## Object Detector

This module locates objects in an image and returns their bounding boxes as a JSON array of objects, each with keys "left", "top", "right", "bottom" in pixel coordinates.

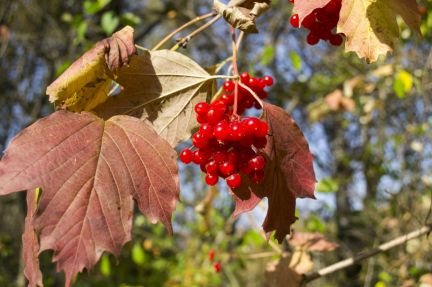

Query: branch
[{"left": 303, "top": 225, "right": 431, "bottom": 284}]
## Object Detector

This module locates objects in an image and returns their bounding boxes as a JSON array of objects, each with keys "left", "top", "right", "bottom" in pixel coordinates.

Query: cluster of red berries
[
  {"left": 208, "top": 249, "right": 221, "bottom": 273},
  {"left": 289, "top": 0, "right": 344, "bottom": 46},
  {"left": 179, "top": 72, "right": 274, "bottom": 189}
]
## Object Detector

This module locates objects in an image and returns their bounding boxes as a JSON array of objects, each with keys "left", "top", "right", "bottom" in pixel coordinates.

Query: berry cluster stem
[{"left": 230, "top": 25, "right": 240, "bottom": 119}]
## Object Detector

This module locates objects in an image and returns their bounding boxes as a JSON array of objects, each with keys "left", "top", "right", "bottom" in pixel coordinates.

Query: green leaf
[
  {"left": 120, "top": 12, "right": 141, "bottom": 26},
  {"left": 84, "top": 0, "right": 111, "bottom": 15},
  {"left": 374, "top": 282, "right": 387, "bottom": 287},
  {"left": 101, "top": 11, "right": 120, "bottom": 35},
  {"left": 316, "top": 178, "right": 339, "bottom": 193},
  {"left": 393, "top": 70, "right": 413, "bottom": 99},
  {"left": 378, "top": 271, "right": 392, "bottom": 283},
  {"left": 261, "top": 45, "right": 275, "bottom": 65},
  {"left": 100, "top": 254, "right": 111, "bottom": 277},
  {"left": 289, "top": 51, "right": 302, "bottom": 72},
  {"left": 132, "top": 243, "right": 147, "bottom": 266}
]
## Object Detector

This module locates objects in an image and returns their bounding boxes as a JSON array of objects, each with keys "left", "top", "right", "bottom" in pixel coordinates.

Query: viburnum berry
[
  {"left": 180, "top": 149, "right": 192, "bottom": 164},
  {"left": 290, "top": 0, "right": 344, "bottom": 47},
  {"left": 182, "top": 72, "right": 273, "bottom": 189},
  {"left": 213, "top": 262, "right": 221, "bottom": 273},
  {"left": 208, "top": 249, "right": 215, "bottom": 261}
]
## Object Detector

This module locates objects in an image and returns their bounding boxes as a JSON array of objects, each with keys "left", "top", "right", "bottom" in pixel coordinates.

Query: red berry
[
  {"left": 249, "top": 155, "right": 266, "bottom": 171},
  {"left": 213, "top": 262, "right": 221, "bottom": 273},
  {"left": 192, "top": 132, "right": 209, "bottom": 149},
  {"left": 306, "top": 32, "right": 320, "bottom": 45},
  {"left": 289, "top": 0, "right": 294, "bottom": 3},
  {"left": 207, "top": 107, "right": 225, "bottom": 124},
  {"left": 256, "top": 121, "right": 269, "bottom": 138},
  {"left": 205, "top": 173, "right": 219, "bottom": 186},
  {"left": 248, "top": 77, "right": 260, "bottom": 90},
  {"left": 243, "top": 118, "right": 260, "bottom": 136},
  {"left": 221, "top": 94, "right": 234, "bottom": 105},
  {"left": 223, "top": 81, "right": 235, "bottom": 93},
  {"left": 208, "top": 249, "right": 215, "bottom": 261},
  {"left": 263, "top": 76, "right": 274, "bottom": 86},
  {"left": 195, "top": 102, "right": 209, "bottom": 115},
  {"left": 219, "top": 161, "right": 236, "bottom": 176},
  {"left": 229, "top": 121, "right": 246, "bottom": 141},
  {"left": 240, "top": 72, "right": 250, "bottom": 83},
  {"left": 330, "top": 33, "right": 343, "bottom": 46},
  {"left": 180, "top": 149, "right": 192, "bottom": 164},
  {"left": 192, "top": 150, "right": 206, "bottom": 164},
  {"left": 226, "top": 150, "right": 238, "bottom": 164},
  {"left": 199, "top": 123, "right": 214, "bottom": 139},
  {"left": 213, "top": 151, "right": 227, "bottom": 163},
  {"left": 239, "top": 163, "right": 252, "bottom": 175},
  {"left": 226, "top": 173, "right": 242, "bottom": 189},
  {"left": 290, "top": 14, "right": 300, "bottom": 28},
  {"left": 302, "top": 13, "right": 316, "bottom": 29},
  {"left": 250, "top": 170, "right": 265, "bottom": 184},
  {"left": 206, "top": 160, "right": 219, "bottom": 174},
  {"left": 214, "top": 121, "right": 230, "bottom": 141}
]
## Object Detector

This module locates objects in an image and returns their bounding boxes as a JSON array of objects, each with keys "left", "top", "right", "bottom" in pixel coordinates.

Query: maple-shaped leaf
[
  {"left": 46, "top": 26, "right": 136, "bottom": 112},
  {"left": 94, "top": 49, "right": 213, "bottom": 147},
  {"left": 337, "top": 0, "right": 421, "bottom": 62},
  {"left": 231, "top": 103, "right": 316, "bottom": 243},
  {"left": 22, "top": 188, "right": 43, "bottom": 287},
  {"left": 0, "top": 111, "right": 179, "bottom": 286},
  {"left": 214, "top": 0, "right": 271, "bottom": 33}
]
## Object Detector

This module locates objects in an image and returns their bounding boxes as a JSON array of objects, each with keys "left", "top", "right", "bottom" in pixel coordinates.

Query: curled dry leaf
[
  {"left": 213, "top": 0, "right": 270, "bottom": 33},
  {"left": 325, "top": 89, "right": 355, "bottom": 112},
  {"left": 289, "top": 232, "right": 338, "bottom": 252},
  {"left": 94, "top": 49, "right": 213, "bottom": 147},
  {"left": 231, "top": 103, "right": 316, "bottom": 243},
  {"left": 337, "top": 0, "right": 421, "bottom": 62},
  {"left": 0, "top": 111, "right": 179, "bottom": 286},
  {"left": 46, "top": 26, "right": 136, "bottom": 112}
]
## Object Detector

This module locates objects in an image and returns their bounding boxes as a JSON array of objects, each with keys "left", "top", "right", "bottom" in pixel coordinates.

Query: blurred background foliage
[{"left": 0, "top": 0, "right": 432, "bottom": 286}]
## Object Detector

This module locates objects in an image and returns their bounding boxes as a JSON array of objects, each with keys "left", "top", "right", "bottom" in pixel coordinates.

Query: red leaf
[
  {"left": 22, "top": 189, "right": 43, "bottom": 287},
  {"left": 0, "top": 111, "right": 179, "bottom": 286},
  {"left": 231, "top": 103, "right": 316, "bottom": 243},
  {"left": 293, "top": 0, "right": 332, "bottom": 23}
]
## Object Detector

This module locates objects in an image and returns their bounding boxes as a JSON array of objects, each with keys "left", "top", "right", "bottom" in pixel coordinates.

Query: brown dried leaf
[
  {"left": 46, "top": 26, "right": 136, "bottom": 112},
  {"left": 289, "top": 232, "right": 338, "bottom": 252},
  {"left": 265, "top": 256, "right": 302, "bottom": 287},
  {"left": 213, "top": 0, "right": 270, "bottom": 33},
  {"left": 325, "top": 89, "right": 355, "bottom": 112},
  {"left": 338, "top": 0, "right": 421, "bottom": 62},
  {"left": 94, "top": 49, "right": 213, "bottom": 147},
  {"left": 0, "top": 111, "right": 179, "bottom": 286},
  {"left": 289, "top": 250, "right": 314, "bottom": 274},
  {"left": 22, "top": 189, "right": 43, "bottom": 287}
]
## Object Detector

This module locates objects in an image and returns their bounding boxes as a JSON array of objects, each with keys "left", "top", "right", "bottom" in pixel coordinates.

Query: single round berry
[
  {"left": 196, "top": 114, "right": 207, "bottom": 124},
  {"left": 256, "top": 121, "right": 269, "bottom": 138},
  {"left": 302, "top": 13, "right": 316, "bottom": 28},
  {"left": 214, "top": 121, "right": 230, "bottom": 141},
  {"left": 213, "top": 150, "right": 227, "bottom": 163},
  {"left": 290, "top": 14, "right": 300, "bottom": 28},
  {"left": 199, "top": 123, "right": 214, "bottom": 139},
  {"left": 249, "top": 155, "right": 266, "bottom": 171},
  {"left": 214, "top": 262, "right": 221, "bottom": 273},
  {"left": 240, "top": 72, "right": 250, "bottom": 83},
  {"left": 192, "top": 150, "right": 206, "bottom": 164},
  {"left": 330, "top": 33, "right": 343, "bottom": 46},
  {"left": 263, "top": 75, "right": 274, "bottom": 86},
  {"left": 205, "top": 173, "right": 219, "bottom": 186},
  {"left": 306, "top": 32, "right": 320, "bottom": 45},
  {"left": 180, "top": 149, "right": 192, "bottom": 164},
  {"left": 226, "top": 173, "right": 242, "bottom": 189},
  {"left": 229, "top": 121, "right": 246, "bottom": 141},
  {"left": 243, "top": 118, "right": 260, "bottom": 136},
  {"left": 207, "top": 107, "right": 225, "bottom": 124},
  {"left": 248, "top": 77, "right": 260, "bottom": 90},
  {"left": 195, "top": 102, "right": 209, "bottom": 115},
  {"left": 192, "top": 132, "right": 209, "bottom": 149},
  {"left": 219, "top": 161, "right": 236, "bottom": 176},
  {"left": 221, "top": 94, "right": 234, "bottom": 106},
  {"left": 223, "top": 81, "right": 235, "bottom": 93},
  {"left": 206, "top": 160, "right": 219, "bottom": 174}
]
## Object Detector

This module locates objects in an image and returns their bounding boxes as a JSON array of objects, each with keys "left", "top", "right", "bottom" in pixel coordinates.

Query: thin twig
[
  {"left": 152, "top": 12, "right": 215, "bottom": 51},
  {"left": 230, "top": 26, "right": 240, "bottom": 118},
  {"left": 303, "top": 225, "right": 432, "bottom": 284},
  {"left": 171, "top": 15, "right": 222, "bottom": 51},
  {"left": 238, "top": 82, "right": 263, "bottom": 108}
]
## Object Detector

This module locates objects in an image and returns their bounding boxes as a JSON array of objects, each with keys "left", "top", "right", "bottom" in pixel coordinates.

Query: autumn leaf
[
  {"left": 292, "top": 0, "right": 332, "bottom": 23},
  {"left": 231, "top": 103, "right": 316, "bottom": 243},
  {"left": 94, "top": 49, "right": 213, "bottom": 147},
  {"left": 265, "top": 256, "right": 302, "bottom": 287},
  {"left": 22, "top": 189, "right": 43, "bottom": 287},
  {"left": 337, "top": 0, "right": 421, "bottom": 62},
  {"left": 0, "top": 111, "right": 179, "bottom": 286},
  {"left": 213, "top": 0, "right": 270, "bottom": 33},
  {"left": 46, "top": 26, "right": 136, "bottom": 112},
  {"left": 289, "top": 232, "right": 338, "bottom": 252}
]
